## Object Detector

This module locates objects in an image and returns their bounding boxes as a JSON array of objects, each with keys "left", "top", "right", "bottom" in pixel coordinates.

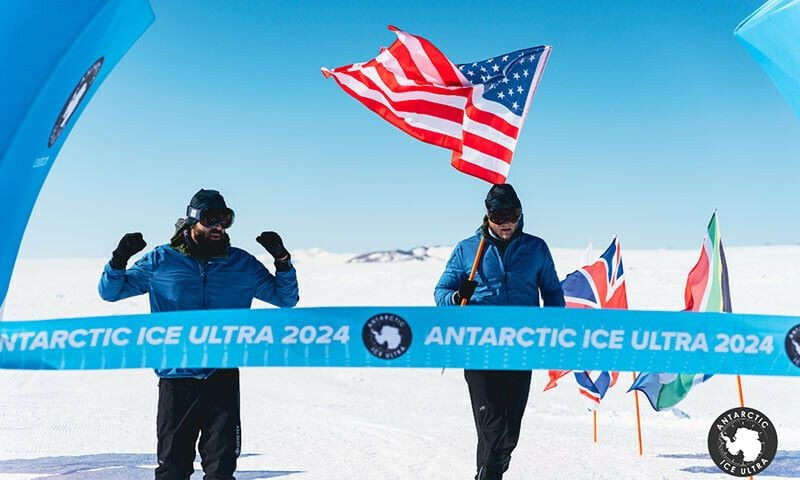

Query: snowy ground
[{"left": 1, "top": 245, "right": 799, "bottom": 479}]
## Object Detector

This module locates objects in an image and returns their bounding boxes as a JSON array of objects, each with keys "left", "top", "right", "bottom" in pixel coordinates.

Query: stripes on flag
[
  {"left": 684, "top": 212, "right": 732, "bottom": 313},
  {"left": 322, "top": 25, "right": 551, "bottom": 184},
  {"left": 629, "top": 373, "right": 713, "bottom": 411}
]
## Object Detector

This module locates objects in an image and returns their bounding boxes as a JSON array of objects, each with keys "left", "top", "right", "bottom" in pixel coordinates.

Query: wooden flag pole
[
  {"left": 461, "top": 237, "right": 487, "bottom": 306},
  {"left": 593, "top": 410, "right": 598, "bottom": 443},
  {"left": 441, "top": 237, "right": 487, "bottom": 375},
  {"left": 633, "top": 372, "right": 644, "bottom": 456}
]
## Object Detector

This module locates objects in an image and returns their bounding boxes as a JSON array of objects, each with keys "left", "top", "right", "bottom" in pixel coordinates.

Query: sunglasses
[
  {"left": 199, "top": 208, "right": 235, "bottom": 229},
  {"left": 488, "top": 207, "right": 521, "bottom": 225}
]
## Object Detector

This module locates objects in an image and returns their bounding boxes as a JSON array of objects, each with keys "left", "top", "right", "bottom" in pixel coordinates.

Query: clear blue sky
[{"left": 18, "top": 0, "right": 800, "bottom": 258}]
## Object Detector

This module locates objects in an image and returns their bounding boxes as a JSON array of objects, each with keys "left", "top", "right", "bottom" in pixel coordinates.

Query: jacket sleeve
[
  {"left": 253, "top": 257, "right": 299, "bottom": 307},
  {"left": 538, "top": 243, "right": 565, "bottom": 307},
  {"left": 98, "top": 251, "right": 154, "bottom": 302},
  {"left": 435, "top": 244, "right": 465, "bottom": 306}
]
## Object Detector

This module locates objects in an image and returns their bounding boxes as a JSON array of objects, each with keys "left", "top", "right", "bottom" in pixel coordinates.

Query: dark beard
[{"left": 186, "top": 229, "right": 230, "bottom": 260}]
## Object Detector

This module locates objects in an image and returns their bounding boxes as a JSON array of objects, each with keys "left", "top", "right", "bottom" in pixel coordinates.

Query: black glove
[
  {"left": 256, "top": 231, "right": 291, "bottom": 271},
  {"left": 110, "top": 232, "right": 146, "bottom": 270},
  {"left": 453, "top": 279, "right": 478, "bottom": 304}
]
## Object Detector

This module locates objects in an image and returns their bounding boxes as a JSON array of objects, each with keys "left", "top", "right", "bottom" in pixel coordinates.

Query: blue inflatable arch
[{"left": 0, "top": 0, "right": 154, "bottom": 317}]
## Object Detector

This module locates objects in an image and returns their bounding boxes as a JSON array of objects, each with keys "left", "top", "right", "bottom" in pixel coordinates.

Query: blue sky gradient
[{"left": 18, "top": 0, "right": 800, "bottom": 258}]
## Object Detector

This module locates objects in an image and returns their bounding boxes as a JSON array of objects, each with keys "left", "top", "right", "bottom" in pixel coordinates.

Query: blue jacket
[
  {"left": 99, "top": 244, "right": 299, "bottom": 378},
  {"left": 435, "top": 223, "right": 565, "bottom": 308}
]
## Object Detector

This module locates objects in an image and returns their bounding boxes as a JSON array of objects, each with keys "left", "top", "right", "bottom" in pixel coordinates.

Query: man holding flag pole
[
  {"left": 435, "top": 183, "right": 565, "bottom": 480},
  {"left": 324, "top": 25, "right": 560, "bottom": 480}
]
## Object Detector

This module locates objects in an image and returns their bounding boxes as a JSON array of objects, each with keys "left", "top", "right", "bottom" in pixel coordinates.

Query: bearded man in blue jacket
[
  {"left": 99, "top": 189, "right": 298, "bottom": 480},
  {"left": 435, "top": 183, "right": 565, "bottom": 480}
]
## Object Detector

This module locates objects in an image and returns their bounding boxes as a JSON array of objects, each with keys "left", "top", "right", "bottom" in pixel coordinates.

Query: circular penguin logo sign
[
  {"left": 784, "top": 324, "right": 800, "bottom": 368},
  {"left": 707, "top": 407, "right": 777, "bottom": 477},
  {"left": 362, "top": 313, "right": 412, "bottom": 360},
  {"left": 49, "top": 57, "right": 104, "bottom": 147}
]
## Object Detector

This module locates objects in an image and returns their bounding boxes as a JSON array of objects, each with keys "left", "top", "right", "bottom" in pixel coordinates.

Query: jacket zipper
[
  {"left": 488, "top": 242, "right": 509, "bottom": 304},
  {"left": 498, "top": 236, "right": 519, "bottom": 304},
  {"left": 198, "top": 261, "right": 208, "bottom": 308}
]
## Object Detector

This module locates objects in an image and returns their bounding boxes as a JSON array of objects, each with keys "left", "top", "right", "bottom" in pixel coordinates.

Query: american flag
[{"left": 322, "top": 26, "right": 551, "bottom": 184}]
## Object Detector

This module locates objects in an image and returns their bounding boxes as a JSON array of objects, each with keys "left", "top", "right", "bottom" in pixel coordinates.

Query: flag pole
[
  {"left": 633, "top": 372, "right": 644, "bottom": 456},
  {"left": 461, "top": 237, "right": 487, "bottom": 306},
  {"left": 593, "top": 410, "right": 597, "bottom": 443},
  {"left": 441, "top": 237, "right": 487, "bottom": 375},
  {"left": 736, "top": 375, "right": 752, "bottom": 480},
  {"left": 736, "top": 375, "right": 745, "bottom": 407}
]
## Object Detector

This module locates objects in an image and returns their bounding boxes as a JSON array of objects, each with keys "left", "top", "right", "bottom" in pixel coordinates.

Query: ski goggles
[
  {"left": 187, "top": 207, "right": 235, "bottom": 229},
  {"left": 487, "top": 207, "right": 522, "bottom": 225}
]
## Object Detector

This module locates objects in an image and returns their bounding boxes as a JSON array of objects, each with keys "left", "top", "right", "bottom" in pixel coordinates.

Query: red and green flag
[{"left": 630, "top": 212, "right": 731, "bottom": 410}]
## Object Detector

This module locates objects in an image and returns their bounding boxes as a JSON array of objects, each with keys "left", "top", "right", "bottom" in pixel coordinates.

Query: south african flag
[{"left": 630, "top": 212, "right": 731, "bottom": 411}]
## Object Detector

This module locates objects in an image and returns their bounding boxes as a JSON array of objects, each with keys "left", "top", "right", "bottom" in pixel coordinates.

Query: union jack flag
[
  {"left": 322, "top": 26, "right": 551, "bottom": 184},
  {"left": 562, "top": 237, "right": 627, "bottom": 310},
  {"left": 575, "top": 371, "right": 620, "bottom": 404},
  {"left": 545, "top": 238, "right": 628, "bottom": 406}
]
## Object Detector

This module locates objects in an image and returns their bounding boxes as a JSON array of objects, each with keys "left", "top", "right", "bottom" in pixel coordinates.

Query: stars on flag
[{"left": 456, "top": 47, "right": 547, "bottom": 114}]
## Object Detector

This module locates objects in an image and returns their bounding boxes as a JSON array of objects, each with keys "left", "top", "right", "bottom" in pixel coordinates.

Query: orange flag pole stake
[
  {"left": 593, "top": 410, "right": 598, "bottom": 443},
  {"left": 737, "top": 375, "right": 752, "bottom": 480},
  {"left": 736, "top": 375, "right": 745, "bottom": 408},
  {"left": 633, "top": 372, "right": 644, "bottom": 456}
]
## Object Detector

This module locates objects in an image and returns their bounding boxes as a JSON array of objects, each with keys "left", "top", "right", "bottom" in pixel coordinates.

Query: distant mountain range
[{"left": 346, "top": 246, "right": 451, "bottom": 263}]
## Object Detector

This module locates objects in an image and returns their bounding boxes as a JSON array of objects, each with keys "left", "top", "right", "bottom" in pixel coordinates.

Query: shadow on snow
[
  {"left": 0, "top": 453, "right": 302, "bottom": 479},
  {"left": 659, "top": 450, "right": 800, "bottom": 477}
]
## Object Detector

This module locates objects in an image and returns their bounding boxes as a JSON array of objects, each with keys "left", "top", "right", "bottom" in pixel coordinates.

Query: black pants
[
  {"left": 155, "top": 369, "right": 241, "bottom": 480},
  {"left": 464, "top": 369, "right": 532, "bottom": 480}
]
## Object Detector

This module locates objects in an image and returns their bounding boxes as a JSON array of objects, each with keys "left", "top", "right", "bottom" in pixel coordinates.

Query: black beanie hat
[
  {"left": 185, "top": 189, "right": 230, "bottom": 223},
  {"left": 485, "top": 183, "right": 522, "bottom": 212}
]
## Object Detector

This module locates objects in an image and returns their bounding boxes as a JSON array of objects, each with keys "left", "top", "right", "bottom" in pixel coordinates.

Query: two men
[
  {"left": 98, "top": 183, "right": 560, "bottom": 480},
  {"left": 435, "top": 183, "right": 565, "bottom": 480},
  {"left": 99, "top": 189, "right": 298, "bottom": 480}
]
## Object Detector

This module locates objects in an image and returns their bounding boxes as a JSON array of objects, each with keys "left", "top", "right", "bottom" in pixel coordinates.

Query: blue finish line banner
[{"left": 1, "top": 307, "right": 800, "bottom": 376}]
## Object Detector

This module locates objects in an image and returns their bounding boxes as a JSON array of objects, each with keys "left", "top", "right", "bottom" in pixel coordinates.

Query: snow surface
[{"left": 1, "top": 246, "right": 799, "bottom": 479}]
